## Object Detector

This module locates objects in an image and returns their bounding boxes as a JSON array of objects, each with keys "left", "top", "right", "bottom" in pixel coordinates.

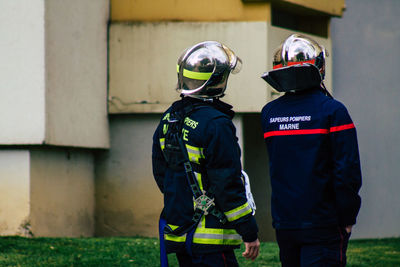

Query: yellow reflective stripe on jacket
[
  {"left": 185, "top": 144, "right": 204, "bottom": 164},
  {"left": 193, "top": 227, "right": 241, "bottom": 245},
  {"left": 165, "top": 224, "right": 186, "bottom": 242},
  {"left": 224, "top": 202, "right": 252, "bottom": 222},
  {"left": 165, "top": 217, "right": 242, "bottom": 245},
  {"left": 159, "top": 138, "right": 165, "bottom": 150},
  {"left": 165, "top": 233, "right": 186, "bottom": 242},
  {"left": 192, "top": 212, "right": 241, "bottom": 245},
  {"left": 177, "top": 64, "right": 213, "bottom": 80}
]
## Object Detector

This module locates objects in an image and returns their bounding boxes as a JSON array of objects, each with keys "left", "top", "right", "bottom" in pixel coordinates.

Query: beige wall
[
  {"left": 0, "top": 0, "right": 109, "bottom": 149},
  {"left": 0, "top": 0, "right": 46, "bottom": 144},
  {"left": 111, "top": 0, "right": 270, "bottom": 22},
  {"left": 108, "top": 21, "right": 270, "bottom": 113},
  {"left": 30, "top": 148, "right": 95, "bottom": 237},
  {"left": 45, "top": 0, "right": 110, "bottom": 149},
  {"left": 95, "top": 114, "right": 163, "bottom": 237},
  {"left": 0, "top": 150, "right": 30, "bottom": 236}
]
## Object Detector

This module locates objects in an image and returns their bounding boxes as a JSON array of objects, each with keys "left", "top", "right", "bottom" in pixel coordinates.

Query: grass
[{"left": 0, "top": 236, "right": 399, "bottom": 266}]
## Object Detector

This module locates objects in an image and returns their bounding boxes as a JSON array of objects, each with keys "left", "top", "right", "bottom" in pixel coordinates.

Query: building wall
[
  {"left": 111, "top": 0, "right": 270, "bottom": 22},
  {"left": 108, "top": 21, "right": 270, "bottom": 113},
  {"left": 95, "top": 114, "right": 163, "bottom": 237},
  {"left": 0, "top": 150, "right": 30, "bottom": 236},
  {"left": 0, "top": 0, "right": 109, "bottom": 148},
  {"left": 331, "top": 0, "right": 400, "bottom": 238},
  {"left": 45, "top": 0, "right": 110, "bottom": 148},
  {"left": 30, "top": 148, "right": 95, "bottom": 237},
  {"left": 0, "top": 0, "right": 46, "bottom": 144},
  {"left": 0, "top": 0, "right": 109, "bottom": 237}
]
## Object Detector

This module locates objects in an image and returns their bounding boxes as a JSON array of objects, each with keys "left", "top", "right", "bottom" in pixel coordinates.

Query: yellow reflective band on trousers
[
  {"left": 224, "top": 202, "right": 252, "bottom": 222},
  {"left": 177, "top": 64, "right": 213, "bottom": 80},
  {"left": 185, "top": 144, "right": 204, "bottom": 164},
  {"left": 159, "top": 138, "right": 165, "bottom": 150}
]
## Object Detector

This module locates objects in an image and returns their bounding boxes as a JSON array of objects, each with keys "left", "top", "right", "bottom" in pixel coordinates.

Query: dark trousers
[
  {"left": 176, "top": 250, "right": 239, "bottom": 267},
  {"left": 276, "top": 227, "right": 351, "bottom": 267}
]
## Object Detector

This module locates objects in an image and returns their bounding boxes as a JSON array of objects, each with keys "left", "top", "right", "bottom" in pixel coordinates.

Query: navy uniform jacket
[
  {"left": 261, "top": 88, "right": 362, "bottom": 229},
  {"left": 152, "top": 97, "right": 258, "bottom": 254}
]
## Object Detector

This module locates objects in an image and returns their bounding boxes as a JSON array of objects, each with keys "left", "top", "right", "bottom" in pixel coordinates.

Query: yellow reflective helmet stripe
[
  {"left": 177, "top": 64, "right": 213, "bottom": 80},
  {"left": 224, "top": 202, "right": 252, "bottom": 222}
]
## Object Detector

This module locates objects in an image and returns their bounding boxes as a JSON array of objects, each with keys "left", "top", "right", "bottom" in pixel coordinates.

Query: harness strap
[{"left": 162, "top": 102, "right": 227, "bottom": 239}]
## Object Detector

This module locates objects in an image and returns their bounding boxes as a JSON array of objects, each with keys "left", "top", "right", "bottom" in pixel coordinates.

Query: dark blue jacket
[
  {"left": 152, "top": 97, "right": 258, "bottom": 254},
  {"left": 261, "top": 88, "right": 362, "bottom": 229}
]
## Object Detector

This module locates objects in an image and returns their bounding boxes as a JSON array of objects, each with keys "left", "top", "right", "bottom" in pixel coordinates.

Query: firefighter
[
  {"left": 260, "top": 34, "right": 362, "bottom": 266},
  {"left": 152, "top": 41, "right": 260, "bottom": 267}
]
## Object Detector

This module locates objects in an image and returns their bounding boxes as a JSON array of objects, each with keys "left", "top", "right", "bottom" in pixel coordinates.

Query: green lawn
[{"left": 0, "top": 236, "right": 399, "bottom": 266}]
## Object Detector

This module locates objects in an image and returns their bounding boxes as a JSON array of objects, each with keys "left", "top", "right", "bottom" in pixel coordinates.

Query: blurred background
[{"left": 0, "top": 0, "right": 399, "bottom": 241}]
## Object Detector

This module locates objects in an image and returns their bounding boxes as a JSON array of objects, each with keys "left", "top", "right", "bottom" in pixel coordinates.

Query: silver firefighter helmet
[
  {"left": 176, "top": 41, "right": 242, "bottom": 99},
  {"left": 273, "top": 33, "right": 328, "bottom": 80}
]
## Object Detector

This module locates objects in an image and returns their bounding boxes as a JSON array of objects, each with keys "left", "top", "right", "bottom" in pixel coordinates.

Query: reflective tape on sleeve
[
  {"left": 185, "top": 144, "right": 204, "bottom": 164},
  {"left": 159, "top": 138, "right": 165, "bottom": 150},
  {"left": 224, "top": 202, "right": 252, "bottom": 222}
]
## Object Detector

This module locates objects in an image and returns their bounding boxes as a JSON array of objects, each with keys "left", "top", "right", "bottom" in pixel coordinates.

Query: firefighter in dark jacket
[
  {"left": 261, "top": 34, "right": 362, "bottom": 266},
  {"left": 152, "top": 41, "right": 259, "bottom": 267}
]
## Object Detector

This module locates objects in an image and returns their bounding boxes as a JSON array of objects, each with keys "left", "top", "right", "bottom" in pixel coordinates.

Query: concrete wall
[
  {"left": 30, "top": 148, "right": 95, "bottom": 237},
  {"left": 108, "top": 22, "right": 269, "bottom": 113},
  {"left": 95, "top": 114, "right": 163, "bottom": 237},
  {"left": 45, "top": 0, "right": 110, "bottom": 148},
  {"left": 0, "top": 150, "right": 30, "bottom": 236},
  {"left": 0, "top": 0, "right": 109, "bottom": 237},
  {"left": 331, "top": 0, "right": 400, "bottom": 238},
  {"left": 0, "top": 0, "right": 109, "bottom": 148},
  {"left": 111, "top": 0, "right": 270, "bottom": 22},
  {"left": 0, "top": 0, "right": 46, "bottom": 144}
]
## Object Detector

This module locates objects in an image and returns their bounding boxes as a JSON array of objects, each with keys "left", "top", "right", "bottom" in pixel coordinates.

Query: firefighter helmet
[
  {"left": 176, "top": 41, "right": 242, "bottom": 98},
  {"left": 273, "top": 34, "right": 328, "bottom": 80}
]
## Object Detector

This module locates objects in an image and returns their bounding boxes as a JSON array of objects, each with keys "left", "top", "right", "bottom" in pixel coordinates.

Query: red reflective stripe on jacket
[
  {"left": 264, "top": 129, "right": 328, "bottom": 138},
  {"left": 264, "top": 123, "right": 355, "bottom": 139},
  {"left": 330, "top": 123, "right": 355, "bottom": 132}
]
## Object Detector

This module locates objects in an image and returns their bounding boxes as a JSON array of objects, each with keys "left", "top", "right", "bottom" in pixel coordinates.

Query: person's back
[
  {"left": 261, "top": 34, "right": 362, "bottom": 266},
  {"left": 262, "top": 88, "right": 361, "bottom": 230},
  {"left": 152, "top": 41, "right": 260, "bottom": 267}
]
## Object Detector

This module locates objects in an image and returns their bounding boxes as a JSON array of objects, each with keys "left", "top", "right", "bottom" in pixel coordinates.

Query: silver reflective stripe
[
  {"left": 159, "top": 138, "right": 165, "bottom": 149},
  {"left": 193, "top": 233, "right": 241, "bottom": 240},
  {"left": 225, "top": 204, "right": 252, "bottom": 221},
  {"left": 186, "top": 146, "right": 201, "bottom": 156}
]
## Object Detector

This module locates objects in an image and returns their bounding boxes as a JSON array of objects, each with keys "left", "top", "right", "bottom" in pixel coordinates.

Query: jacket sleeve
[
  {"left": 330, "top": 104, "right": 362, "bottom": 226},
  {"left": 152, "top": 125, "right": 166, "bottom": 193},
  {"left": 204, "top": 116, "right": 258, "bottom": 242}
]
